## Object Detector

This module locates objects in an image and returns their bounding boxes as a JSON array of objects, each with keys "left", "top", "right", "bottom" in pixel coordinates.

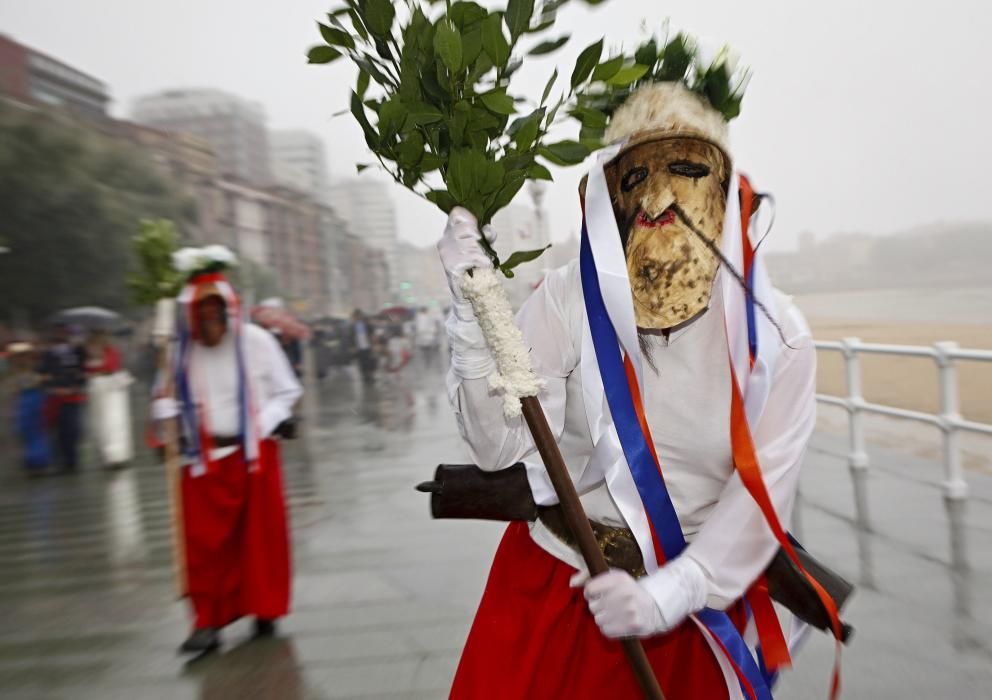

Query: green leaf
[
  {"left": 591, "top": 55, "right": 623, "bottom": 81},
  {"left": 479, "top": 89, "right": 516, "bottom": 115},
  {"left": 347, "top": 9, "right": 369, "bottom": 41},
  {"left": 462, "top": 26, "right": 484, "bottom": 68},
  {"left": 500, "top": 244, "right": 551, "bottom": 275},
  {"left": 447, "top": 149, "right": 476, "bottom": 202},
  {"left": 350, "top": 91, "right": 379, "bottom": 149},
  {"left": 405, "top": 102, "right": 444, "bottom": 125},
  {"left": 528, "top": 35, "right": 569, "bottom": 55},
  {"left": 356, "top": 70, "right": 370, "bottom": 98},
  {"left": 635, "top": 39, "right": 659, "bottom": 68},
  {"left": 356, "top": 163, "right": 371, "bottom": 173},
  {"left": 527, "top": 162, "right": 553, "bottom": 180},
  {"left": 539, "top": 139, "right": 590, "bottom": 165},
  {"left": 489, "top": 169, "right": 527, "bottom": 212},
  {"left": 426, "top": 190, "right": 457, "bottom": 213},
  {"left": 318, "top": 22, "right": 356, "bottom": 49},
  {"left": 377, "top": 98, "right": 406, "bottom": 140},
  {"left": 481, "top": 14, "right": 510, "bottom": 67},
  {"left": 505, "top": 0, "right": 535, "bottom": 41},
  {"left": 307, "top": 46, "right": 341, "bottom": 64},
  {"left": 570, "top": 106, "right": 607, "bottom": 129},
  {"left": 571, "top": 38, "right": 603, "bottom": 88},
  {"left": 434, "top": 21, "right": 464, "bottom": 72},
  {"left": 509, "top": 108, "right": 544, "bottom": 150},
  {"left": 354, "top": 54, "right": 392, "bottom": 87},
  {"left": 479, "top": 160, "right": 505, "bottom": 194},
  {"left": 420, "top": 154, "right": 444, "bottom": 172},
  {"left": 397, "top": 131, "right": 426, "bottom": 168},
  {"left": 606, "top": 63, "right": 650, "bottom": 86},
  {"left": 364, "top": 0, "right": 395, "bottom": 37},
  {"left": 449, "top": 1, "right": 488, "bottom": 28},
  {"left": 658, "top": 33, "right": 692, "bottom": 81},
  {"left": 541, "top": 68, "right": 558, "bottom": 106}
]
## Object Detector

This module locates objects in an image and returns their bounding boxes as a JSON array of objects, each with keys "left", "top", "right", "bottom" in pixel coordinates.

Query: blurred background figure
[
  {"left": 7, "top": 341, "right": 50, "bottom": 474},
  {"left": 350, "top": 309, "right": 377, "bottom": 386},
  {"left": 84, "top": 329, "right": 134, "bottom": 468},
  {"left": 414, "top": 306, "right": 441, "bottom": 371},
  {"left": 38, "top": 323, "right": 87, "bottom": 472}
]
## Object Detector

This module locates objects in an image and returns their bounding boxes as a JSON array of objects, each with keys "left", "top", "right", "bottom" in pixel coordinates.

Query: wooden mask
[{"left": 601, "top": 137, "right": 730, "bottom": 329}]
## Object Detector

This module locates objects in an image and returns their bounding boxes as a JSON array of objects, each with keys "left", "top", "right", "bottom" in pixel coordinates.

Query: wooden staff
[
  {"left": 153, "top": 298, "right": 188, "bottom": 598},
  {"left": 520, "top": 395, "right": 665, "bottom": 700}
]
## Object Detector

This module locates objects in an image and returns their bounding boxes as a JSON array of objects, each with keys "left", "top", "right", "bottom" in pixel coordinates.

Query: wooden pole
[
  {"left": 153, "top": 299, "right": 188, "bottom": 598},
  {"left": 520, "top": 395, "right": 665, "bottom": 700}
]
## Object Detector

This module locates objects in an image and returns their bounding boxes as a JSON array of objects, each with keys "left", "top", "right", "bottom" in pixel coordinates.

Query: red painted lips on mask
[{"left": 636, "top": 209, "right": 676, "bottom": 229}]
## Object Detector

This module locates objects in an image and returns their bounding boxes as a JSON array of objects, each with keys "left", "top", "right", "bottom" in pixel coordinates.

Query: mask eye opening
[
  {"left": 668, "top": 161, "right": 711, "bottom": 179},
  {"left": 621, "top": 166, "right": 649, "bottom": 192}
]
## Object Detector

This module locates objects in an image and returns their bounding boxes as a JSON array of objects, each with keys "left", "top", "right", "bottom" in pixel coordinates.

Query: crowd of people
[
  {"left": 3, "top": 323, "right": 134, "bottom": 474},
  {"left": 310, "top": 306, "right": 445, "bottom": 387}
]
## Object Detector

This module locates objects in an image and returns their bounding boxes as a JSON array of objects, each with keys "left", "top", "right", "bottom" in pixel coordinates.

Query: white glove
[
  {"left": 436, "top": 207, "right": 497, "bottom": 320},
  {"left": 576, "top": 557, "right": 708, "bottom": 639},
  {"left": 151, "top": 397, "right": 179, "bottom": 420}
]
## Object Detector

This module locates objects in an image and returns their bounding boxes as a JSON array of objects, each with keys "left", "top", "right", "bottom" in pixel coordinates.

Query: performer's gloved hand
[
  {"left": 437, "top": 206, "right": 497, "bottom": 321},
  {"left": 151, "top": 397, "right": 179, "bottom": 420},
  {"left": 574, "top": 556, "right": 708, "bottom": 638}
]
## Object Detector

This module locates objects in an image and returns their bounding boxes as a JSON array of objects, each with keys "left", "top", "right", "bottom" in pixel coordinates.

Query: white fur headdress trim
[{"left": 604, "top": 81, "right": 730, "bottom": 156}]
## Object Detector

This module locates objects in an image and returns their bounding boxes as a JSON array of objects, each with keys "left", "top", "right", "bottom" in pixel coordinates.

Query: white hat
[{"left": 603, "top": 81, "right": 730, "bottom": 156}]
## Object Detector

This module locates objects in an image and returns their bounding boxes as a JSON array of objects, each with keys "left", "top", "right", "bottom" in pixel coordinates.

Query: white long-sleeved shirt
[
  {"left": 445, "top": 259, "right": 816, "bottom": 610},
  {"left": 184, "top": 323, "right": 302, "bottom": 459}
]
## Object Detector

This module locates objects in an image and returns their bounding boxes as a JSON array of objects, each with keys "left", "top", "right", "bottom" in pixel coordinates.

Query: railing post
[
  {"left": 934, "top": 341, "right": 970, "bottom": 604},
  {"left": 841, "top": 337, "right": 871, "bottom": 533}
]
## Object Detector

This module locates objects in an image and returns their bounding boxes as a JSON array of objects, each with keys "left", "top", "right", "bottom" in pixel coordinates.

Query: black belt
[{"left": 210, "top": 435, "right": 242, "bottom": 448}]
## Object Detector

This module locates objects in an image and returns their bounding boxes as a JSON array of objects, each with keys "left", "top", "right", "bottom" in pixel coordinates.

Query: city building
[
  {"left": 270, "top": 130, "right": 331, "bottom": 205},
  {"left": 319, "top": 206, "right": 354, "bottom": 317},
  {"left": 394, "top": 242, "right": 449, "bottom": 310},
  {"left": 344, "top": 234, "right": 391, "bottom": 313},
  {"left": 492, "top": 200, "right": 550, "bottom": 308},
  {"left": 131, "top": 88, "right": 272, "bottom": 185},
  {"left": 328, "top": 178, "right": 398, "bottom": 300},
  {"left": 264, "top": 185, "right": 329, "bottom": 316},
  {"left": 0, "top": 34, "right": 109, "bottom": 118}
]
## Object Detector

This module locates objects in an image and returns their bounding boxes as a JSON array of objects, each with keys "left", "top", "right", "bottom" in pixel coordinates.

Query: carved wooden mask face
[{"left": 603, "top": 137, "right": 730, "bottom": 329}]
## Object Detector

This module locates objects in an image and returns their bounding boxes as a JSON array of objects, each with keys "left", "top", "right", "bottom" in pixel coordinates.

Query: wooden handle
[
  {"left": 157, "top": 342, "right": 189, "bottom": 599},
  {"left": 520, "top": 396, "right": 665, "bottom": 700}
]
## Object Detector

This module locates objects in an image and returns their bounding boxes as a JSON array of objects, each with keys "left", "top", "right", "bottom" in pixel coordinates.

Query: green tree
[{"left": 0, "top": 103, "right": 194, "bottom": 324}]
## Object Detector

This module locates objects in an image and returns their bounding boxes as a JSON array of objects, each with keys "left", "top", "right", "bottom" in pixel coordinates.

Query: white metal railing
[{"left": 813, "top": 337, "right": 992, "bottom": 576}]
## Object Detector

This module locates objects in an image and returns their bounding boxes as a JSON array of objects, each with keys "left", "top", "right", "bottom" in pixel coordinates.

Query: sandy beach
[{"left": 792, "top": 286, "right": 992, "bottom": 472}]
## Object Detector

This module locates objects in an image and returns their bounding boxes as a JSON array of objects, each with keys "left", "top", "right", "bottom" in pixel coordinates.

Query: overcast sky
[{"left": 2, "top": 0, "right": 989, "bottom": 251}]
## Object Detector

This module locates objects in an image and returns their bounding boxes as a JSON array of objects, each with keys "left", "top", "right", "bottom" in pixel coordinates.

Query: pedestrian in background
[
  {"left": 85, "top": 329, "right": 134, "bottom": 468},
  {"left": 414, "top": 306, "right": 441, "bottom": 371},
  {"left": 39, "top": 324, "right": 87, "bottom": 472},
  {"left": 7, "top": 342, "right": 50, "bottom": 474},
  {"left": 351, "top": 309, "right": 377, "bottom": 386}
]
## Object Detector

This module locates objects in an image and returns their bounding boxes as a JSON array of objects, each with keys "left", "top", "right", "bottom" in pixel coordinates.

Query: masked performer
[
  {"left": 153, "top": 250, "right": 302, "bottom": 654},
  {"left": 436, "top": 48, "right": 841, "bottom": 699}
]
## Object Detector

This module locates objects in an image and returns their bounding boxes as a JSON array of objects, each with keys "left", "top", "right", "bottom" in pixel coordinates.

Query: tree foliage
[
  {"left": 309, "top": 0, "right": 615, "bottom": 275},
  {"left": 0, "top": 104, "right": 194, "bottom": 324},
  {"left": 128, "top": 219, "right": 185, "bottom": 306}
]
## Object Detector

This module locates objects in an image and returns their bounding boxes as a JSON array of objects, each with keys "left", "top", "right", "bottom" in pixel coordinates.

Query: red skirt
[
  {"left": 451, "top": 522, "right": 731, "bottom": 700},
  {"left": 181, "top": 438, "right": 292, "bottom": 629}
]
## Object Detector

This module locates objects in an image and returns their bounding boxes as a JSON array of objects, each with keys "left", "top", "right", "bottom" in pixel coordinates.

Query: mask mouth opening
[{"left": 635, "top": 209, "right": 677, "bottom": 229}]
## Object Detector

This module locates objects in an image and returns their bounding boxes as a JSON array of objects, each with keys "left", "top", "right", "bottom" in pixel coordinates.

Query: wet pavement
[{"left": 0, "top": 363, "right": 990, "bottom": 699}]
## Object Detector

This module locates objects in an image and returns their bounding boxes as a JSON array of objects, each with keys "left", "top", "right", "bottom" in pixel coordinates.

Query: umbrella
[
  {"left": 251, "top": 306, "right": 311, "bottom": 341},
  {"left": 51, "top": 306, "right": 124, "bottom": 331}
]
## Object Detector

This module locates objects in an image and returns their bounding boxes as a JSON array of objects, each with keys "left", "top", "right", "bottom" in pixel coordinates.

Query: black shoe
[
  {"left": 179, "top": 627, "right": 220, "bottom": 654},
  {"left": 254, "top": 619, "right": 277, "bottom": 638}
]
